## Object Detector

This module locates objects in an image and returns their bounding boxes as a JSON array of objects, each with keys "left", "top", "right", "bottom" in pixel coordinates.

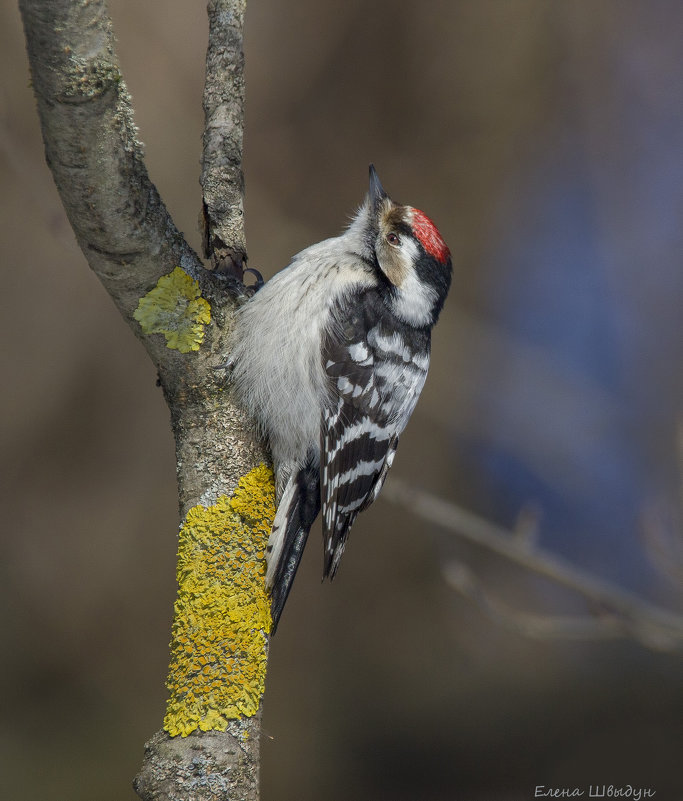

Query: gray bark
[
  {"left": 19, "top": 0, "right": 267, "bottom": 798},
  {"left": 202, "top": 0, "right": 248, "bottom": 274}
]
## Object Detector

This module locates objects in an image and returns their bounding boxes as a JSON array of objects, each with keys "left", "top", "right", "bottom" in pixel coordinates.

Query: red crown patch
[{"left": 411, "top": 208, "right": 450, "bottom": 264}]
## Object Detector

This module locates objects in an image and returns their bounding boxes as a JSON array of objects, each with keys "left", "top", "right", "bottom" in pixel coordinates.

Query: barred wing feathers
[{"left": 321, "top": 303, "right": 430, "bottom": 578}]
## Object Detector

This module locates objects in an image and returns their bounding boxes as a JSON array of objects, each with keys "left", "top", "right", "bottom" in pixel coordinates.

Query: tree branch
[
  {"left": 19, "top": 0, "right": 202, "bottom": 366},
  {"left": 202, "top": 0, "right": 247, "bottom": 274},
  {"left": 20, "top": 1, "right": 272, "bottom": 798},
  {"left": 383, "top": 478, "right": 683, "bottom": 651}
]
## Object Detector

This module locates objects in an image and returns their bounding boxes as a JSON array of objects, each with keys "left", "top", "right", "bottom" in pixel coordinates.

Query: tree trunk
[{"left": 18, "top": 0, "right": 271, "bottom": 797}]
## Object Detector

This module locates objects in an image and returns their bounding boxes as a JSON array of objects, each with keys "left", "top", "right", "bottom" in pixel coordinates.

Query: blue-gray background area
[{"left": 1, "top": 1, "right": 681, "bottom": 800}]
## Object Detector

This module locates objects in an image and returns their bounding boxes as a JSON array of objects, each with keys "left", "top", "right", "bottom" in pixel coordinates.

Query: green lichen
[
  {"left": 133, "top": 267, "right": 211, "bottom": 353},
  {"left": 164, "top": 465, "right": 276, "bottom": 738},
  {"left": 61, "top": 55, "right": 123, "bottom": 100}
]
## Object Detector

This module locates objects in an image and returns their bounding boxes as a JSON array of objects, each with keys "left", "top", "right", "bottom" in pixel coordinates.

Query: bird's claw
[
  {"left": 243, "top": 267, "right": 265, "bottom": 293},
  {"left": 213, "top": 357, "right": 234, "bottom": 373}
]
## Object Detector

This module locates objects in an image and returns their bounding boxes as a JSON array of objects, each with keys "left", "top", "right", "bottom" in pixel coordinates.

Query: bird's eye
[{"left": 386, "top": 232, "right": 400, "bottom": 246}]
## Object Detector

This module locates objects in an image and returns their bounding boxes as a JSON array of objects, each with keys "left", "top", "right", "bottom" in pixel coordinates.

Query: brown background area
[{"left": 2, "top": 1, "right": 682, "bottom": 799}]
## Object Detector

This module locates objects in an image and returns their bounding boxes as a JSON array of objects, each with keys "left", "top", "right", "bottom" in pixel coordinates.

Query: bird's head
[{"left": 350, "top": 165, "right": 452, "bottom": 327}]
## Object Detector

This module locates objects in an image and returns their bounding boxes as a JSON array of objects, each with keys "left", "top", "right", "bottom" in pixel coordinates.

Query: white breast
[{"left": 230, "top": 236, "right": 375, "bottom": 483}]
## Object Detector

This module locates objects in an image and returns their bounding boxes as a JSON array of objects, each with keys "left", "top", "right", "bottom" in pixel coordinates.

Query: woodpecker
[{"left": 229, "top": 166, "right": 452, "bottom": 631}]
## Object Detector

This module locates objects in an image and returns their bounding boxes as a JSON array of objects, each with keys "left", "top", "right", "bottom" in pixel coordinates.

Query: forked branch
[{"left": 20, "top": 1, "right": 268, "bottom": 799}]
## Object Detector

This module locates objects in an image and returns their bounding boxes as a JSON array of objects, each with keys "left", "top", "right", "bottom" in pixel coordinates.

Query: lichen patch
[
  {"left": 164, "top": 464, "right": 276, "bottom": 737},
  {"left": 134, "top": 266, "right": 211, "bottom": 353}
]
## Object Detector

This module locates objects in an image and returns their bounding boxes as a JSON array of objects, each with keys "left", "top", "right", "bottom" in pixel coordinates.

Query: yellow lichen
[
  {"left": 164, "top": 464, "right": 276, "bottom": 738},
  {"left": 133, "top": 266, "right": 211, "bottom": 353}
]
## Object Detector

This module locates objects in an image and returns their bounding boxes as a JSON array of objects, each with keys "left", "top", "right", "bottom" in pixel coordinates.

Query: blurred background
[{"left": 2, "top": 0, "right": 682, "bottom": 798}]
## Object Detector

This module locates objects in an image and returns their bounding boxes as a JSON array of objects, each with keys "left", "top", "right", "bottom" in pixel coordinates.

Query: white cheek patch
[
  {"left": 396, "top": 236, "right": 420, "bottom": 279},
  {"left": 391, "top": 249, "right": 438, "bottom": 326},
  {"left": 378, "top": 235, "right": 438, "bottom": 325}
]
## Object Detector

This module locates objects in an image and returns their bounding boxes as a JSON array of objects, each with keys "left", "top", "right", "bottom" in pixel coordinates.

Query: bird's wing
[{"left": 321, "top": 315, "right": 429, "bottom": 578}]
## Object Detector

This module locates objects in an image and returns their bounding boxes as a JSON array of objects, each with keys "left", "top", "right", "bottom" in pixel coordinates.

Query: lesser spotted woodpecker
[{"left": 230, "top": 166, "right": 452, "bottom": 631}]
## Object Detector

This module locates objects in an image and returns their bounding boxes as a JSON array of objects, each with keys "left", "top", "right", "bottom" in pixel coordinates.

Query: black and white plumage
[{"left": 229, "top": 167, "right": 451, "bottom": 631}]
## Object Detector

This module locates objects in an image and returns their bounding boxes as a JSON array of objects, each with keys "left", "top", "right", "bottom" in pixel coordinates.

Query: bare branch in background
[
  {"left": 382, "top": 478, "right": 683, "bottom": 651},
  {"left": 640, "top": 421, "right": 683, "bottom": 586},
  {"left": 641, "top": 499, "right": 683, "bottom": 588}
]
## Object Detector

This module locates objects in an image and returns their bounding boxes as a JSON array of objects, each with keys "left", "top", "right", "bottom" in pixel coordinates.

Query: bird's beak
[{"left": 368, "top": 164, "right": 387, "bottom": 208}]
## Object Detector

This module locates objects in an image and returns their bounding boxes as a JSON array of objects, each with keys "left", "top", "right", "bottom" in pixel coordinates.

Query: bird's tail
[{"left": 267, "top": 457, "right": 320, "bottom": 633}]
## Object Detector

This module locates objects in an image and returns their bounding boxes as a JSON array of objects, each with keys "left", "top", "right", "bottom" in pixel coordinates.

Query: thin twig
[
  {"left": 383, "top": 477, "right": 683, "bottom": 651},
  {"left": 445, "top": 562, "right": 632, "bottom": 642}
]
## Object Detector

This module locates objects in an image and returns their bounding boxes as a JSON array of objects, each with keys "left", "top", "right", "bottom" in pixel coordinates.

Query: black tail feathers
[{"left": 269, "top": 459, "right": 320, "bottom": 633}]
